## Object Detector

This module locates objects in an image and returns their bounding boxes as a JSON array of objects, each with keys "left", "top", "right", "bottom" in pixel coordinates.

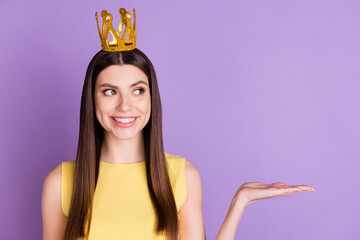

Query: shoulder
[
  {"left": 183, "top": 159, "right": 202, "bottom": 200},
  {"left": 42, "top": 163, "right": 62, "bottom": 199},
  {"left": 41, "top": 163, "right": 67, "bottom": 239},
  {"left": 164, "top": 152, "right": 201, "bottom": 181},
  {"left": 42, "top": 161, "right": 74, "bottom": 198},
  {"left": 184, "top": 159, "right": 201, "bottom": 183},
  {"left": 178, "top": 158, "right": 206, "bottom": 237}
]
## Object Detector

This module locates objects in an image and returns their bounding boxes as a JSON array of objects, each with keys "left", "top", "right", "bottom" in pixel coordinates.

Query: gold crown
[{"left": 95, "top": 8, "right": 136, "bottom": 51}]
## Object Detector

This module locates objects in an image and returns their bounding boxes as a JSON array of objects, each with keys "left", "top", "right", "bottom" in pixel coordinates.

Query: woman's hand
[
  {"left": 216, "top": 182, "right": 315, "bottom": 240},
  {"left": 232, "top": 182, "right": 315, "bottom": 208}
]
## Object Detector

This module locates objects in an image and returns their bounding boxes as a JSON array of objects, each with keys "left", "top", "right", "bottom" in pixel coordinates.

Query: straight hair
[{"left": 64, "top": 49, "right": 178, "bottom": 240}]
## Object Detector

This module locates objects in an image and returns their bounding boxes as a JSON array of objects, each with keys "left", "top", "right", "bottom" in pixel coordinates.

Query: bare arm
[
  {"left": 179, "top": 159, "right": 206, "bottom": 239},
  {"left": 41, "top": 163, "right": 67, "bottom": 240},
  {"left": 215, "top": 182, "right": 315, "bottom": 240}
]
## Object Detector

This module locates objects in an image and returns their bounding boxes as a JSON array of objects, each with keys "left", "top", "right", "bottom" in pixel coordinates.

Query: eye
[
  {"left": 103, "top": 89, "right": 116, "bottom": 96},
  {"left": 133, "top": 88, "right": 145, "bottom": 95}
]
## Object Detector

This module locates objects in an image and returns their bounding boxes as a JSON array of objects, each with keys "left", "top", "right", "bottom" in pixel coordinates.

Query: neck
[{"left": 100, "top": 131, "right": 145, "bottom": 164}]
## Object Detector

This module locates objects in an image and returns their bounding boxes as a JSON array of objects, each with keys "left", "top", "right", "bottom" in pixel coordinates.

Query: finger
[
  {"left": 299, "top": 185, "right": 315, "bottom": 191},
  {"left": 267, "top": 187, "right": 303, "bottom": 197},
  {"left": 286, "top": 185, "right": 315, "bottom": 192},
  {"left": 278, "top": 185, "right": 315, "bottom": 195},
  {"left": 270, "top": 182, "right": 287, "bottom": 186}
]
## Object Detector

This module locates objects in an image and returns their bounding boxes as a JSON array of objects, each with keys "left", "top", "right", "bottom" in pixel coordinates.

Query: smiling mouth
[{"left": 112, "top": 117, "right": 136, "bottom": 123}]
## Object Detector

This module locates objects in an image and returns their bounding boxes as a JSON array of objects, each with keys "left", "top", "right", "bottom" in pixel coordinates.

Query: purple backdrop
[{"left": 1, "top": 0, "right": 359, "bottom": 239}]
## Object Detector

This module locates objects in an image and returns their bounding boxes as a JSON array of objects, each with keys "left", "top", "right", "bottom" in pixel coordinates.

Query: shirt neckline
[{"left": 100, "top": 160, "right": 146, "bottom": 167}]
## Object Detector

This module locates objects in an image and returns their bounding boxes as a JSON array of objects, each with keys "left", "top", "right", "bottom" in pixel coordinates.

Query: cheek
[
  {"left": 145, "top": 97, "right": 151, "bottom": 116},
  {"left": 95, "top": 94, "right": 113, "bottom": 111},
  {"left": 94, "top": 96, "right": 112, "bottom": 120},
  {"left": 138, "top": 96, "right": 151, "bottom": 117}
]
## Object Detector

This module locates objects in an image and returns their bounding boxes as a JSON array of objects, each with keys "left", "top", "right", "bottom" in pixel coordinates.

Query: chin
[
  {"left": 111, "top": 130, "right": 142, "bottom": 140},
  {"left": 113, "top": 133, "right": 137, "bottom": 140}
]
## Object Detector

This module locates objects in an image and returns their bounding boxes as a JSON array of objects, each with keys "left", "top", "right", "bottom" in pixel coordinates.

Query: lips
[
  {"left": 111, "top": 116, "right": 137, "bottom": 128},
  {"left": 112, "top": 116, "right": 137, "bottom": 118},
  {"left": 112, "top": 117, "right": 136, "bottom": 123}
]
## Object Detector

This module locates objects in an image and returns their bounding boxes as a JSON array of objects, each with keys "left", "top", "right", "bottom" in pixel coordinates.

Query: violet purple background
[{"left": 1, "top": 0, "right": 359, "bottom": 239}]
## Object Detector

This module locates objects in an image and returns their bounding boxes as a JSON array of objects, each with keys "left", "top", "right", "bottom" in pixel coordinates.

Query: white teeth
[{"left": 113, "top": 117, "right": 135, "bottom": 123}]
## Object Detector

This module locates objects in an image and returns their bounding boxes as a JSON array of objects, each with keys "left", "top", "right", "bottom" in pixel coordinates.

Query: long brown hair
[{"left": 64, "top": 49, "right": 178, "bottom": 240}]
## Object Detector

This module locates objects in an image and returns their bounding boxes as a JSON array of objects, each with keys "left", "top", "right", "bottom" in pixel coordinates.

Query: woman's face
[{"left": 94, "top": 64, "right": 151, "bottom": 140}]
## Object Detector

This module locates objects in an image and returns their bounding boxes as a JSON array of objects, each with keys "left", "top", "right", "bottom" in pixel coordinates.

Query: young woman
[{"left": 41, "top": 49, "right": 314, "bottom": 240}]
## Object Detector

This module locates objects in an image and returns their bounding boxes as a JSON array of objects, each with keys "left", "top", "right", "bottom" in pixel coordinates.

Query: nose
[{"left": 116, "top": 94, "right": 131, "bottom": 112}]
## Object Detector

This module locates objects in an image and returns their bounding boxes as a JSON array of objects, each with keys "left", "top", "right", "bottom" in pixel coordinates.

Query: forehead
[{"left": 96, "top": 64, "right": 148, "bottom": 86}]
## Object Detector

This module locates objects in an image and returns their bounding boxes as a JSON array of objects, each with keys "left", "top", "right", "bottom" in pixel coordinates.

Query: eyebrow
[{"left": 98, "top": 80, "right": 148, "bottom": 89}]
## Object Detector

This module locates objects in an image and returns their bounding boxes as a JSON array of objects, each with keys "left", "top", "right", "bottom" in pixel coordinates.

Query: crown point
[
  {"left": 101, "top": 10, "right": 107, "bottom": 18},
  {"left": 119, "top": 8, "right": 126, "bottom": 14}
]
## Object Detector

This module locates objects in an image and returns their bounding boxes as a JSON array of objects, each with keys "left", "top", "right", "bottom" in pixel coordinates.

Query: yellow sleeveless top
[{"left": 61, "top": 152, "right": 187, "bottom": 239}]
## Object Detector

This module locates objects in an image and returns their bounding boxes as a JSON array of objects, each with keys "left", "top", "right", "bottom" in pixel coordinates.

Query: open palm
[{"left": 235, "top": 182, "right": 315, "bottom": 206}]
